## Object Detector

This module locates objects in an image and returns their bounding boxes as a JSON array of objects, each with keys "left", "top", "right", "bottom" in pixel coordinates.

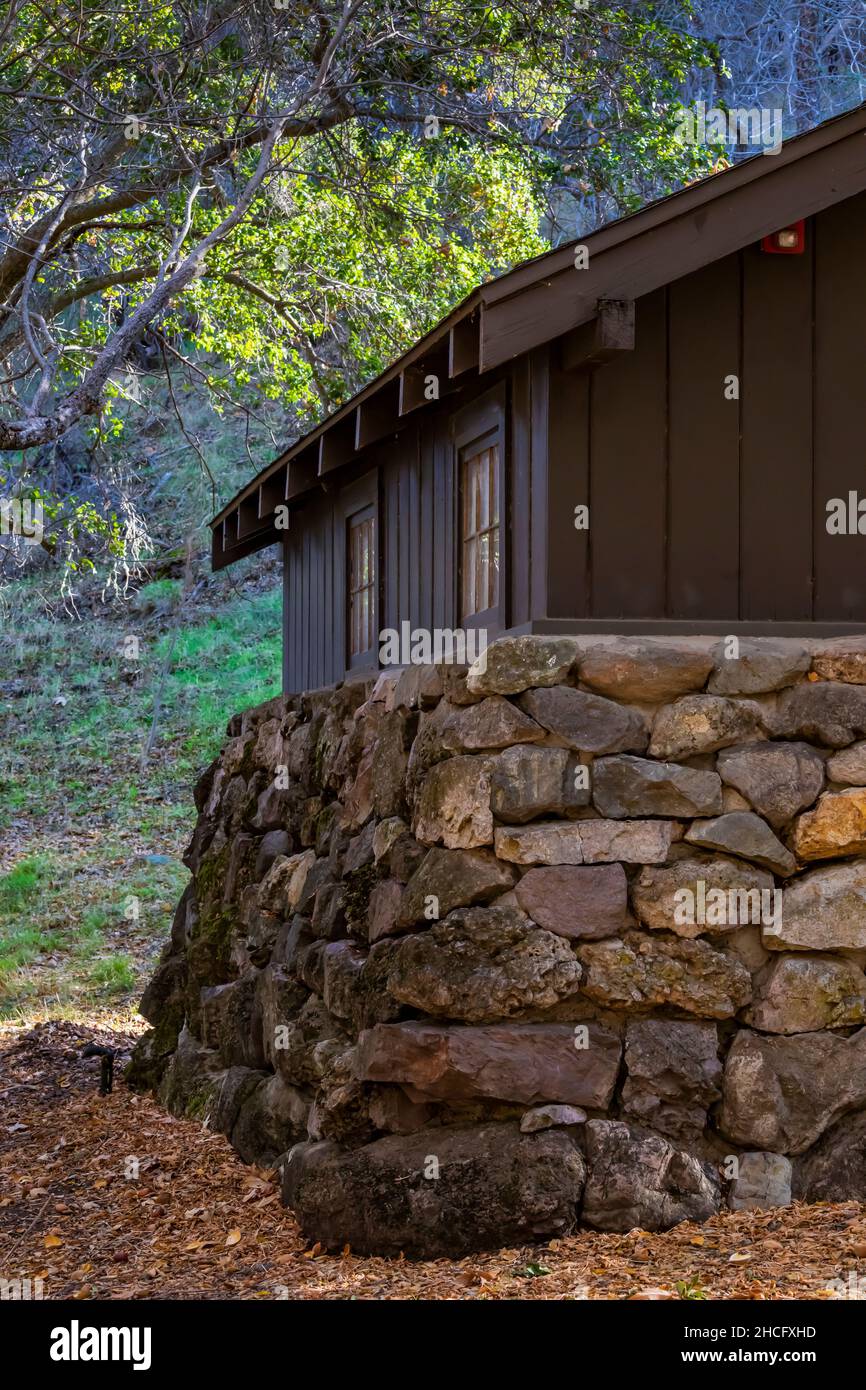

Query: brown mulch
[{"left": 1, "top": 1021, "right": 864, "bottom": 1301}]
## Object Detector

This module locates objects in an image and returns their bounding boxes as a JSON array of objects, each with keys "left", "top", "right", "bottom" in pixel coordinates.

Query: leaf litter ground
[{"left": 1, "top": 1020, "right": 864, "bottom": 1302}]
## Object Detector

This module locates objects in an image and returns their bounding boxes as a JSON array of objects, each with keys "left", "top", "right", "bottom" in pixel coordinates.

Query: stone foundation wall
[{"left": 130, "top": 634, "right": 866, "bottom": 1256}]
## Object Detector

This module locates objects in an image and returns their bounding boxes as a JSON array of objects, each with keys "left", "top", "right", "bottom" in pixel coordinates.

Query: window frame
[
  {"left": 341, "top": 472, "right": 379, "bottom": 672},
  {"left": 452, "top": 386, "right": 507, "bottom": 632}
]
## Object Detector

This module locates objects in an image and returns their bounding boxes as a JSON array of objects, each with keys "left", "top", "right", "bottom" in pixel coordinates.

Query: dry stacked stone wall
[{"left": 130, "top": 634, "right": 866, "bottom": 1256}]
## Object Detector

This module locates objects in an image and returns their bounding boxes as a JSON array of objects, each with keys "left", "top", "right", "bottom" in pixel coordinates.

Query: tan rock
[
  {"left": 649, "top": 695, "right": 765, "bottom": 760},
  {"left": 413, "top": 755, "right": 494, "bottom": 848},
  {"left": 743, "top": 954, "right": 866, "bottom": 1034},
  {"left": 577, "top": 930, "right": 752, "bottom": 1019},
  {"left": 827, "top": 740, "right": 866, "bottom": 785},
  {"left": 792, "top": 787, "right": 866, "bottom": 860},
  {"left": 385, "top": 906, "right": 583, "bottom": 1023},
  {"left": 494, "top": 822, "right": 585, "bottom": 865},
  {"left": 767, "top": 860, "right": 866, "bottom": 951},
  {"left": 259, "top": 849, "right": 317, "bottom": 914},
  {"left": 632, "top": 854, "right": 775, "bottom": 938},
  {"left": 578, "top": 818, "right": 676, "bottom": 865},
  {"left": 811, "top": 637, "right": 866, "bottom": 685}
]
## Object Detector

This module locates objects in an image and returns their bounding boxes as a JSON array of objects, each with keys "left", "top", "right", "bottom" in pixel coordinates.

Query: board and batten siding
[
  {"left": 282, "top": 366, "right": 536, "bottom": 694},
  {"left": 282, "top": 190, "right": 866, "bottom": 695},
  {"left": 544, "top": 191, "right": 866, "bottom": 634}
]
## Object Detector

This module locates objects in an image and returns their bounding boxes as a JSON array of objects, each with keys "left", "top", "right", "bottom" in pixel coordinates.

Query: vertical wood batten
[
  {"left": 590, "top": 289, "right": 667, "bottom": 618},
  {"left": 667, "top": 255, "right": 741, "bottom": 619},
  {"left": 547, "top": 350, "right": 589, "bottom": 619},
  {"left": 509, "top": 357, "right": 531, "bottom": 628},
  {"left": 740, "top": 237, "right": 814, "bottom": 621},
  {"left": 419, "top": 426, "right": 434, "bottom": 634},
  {"left": 813, "top": 195, "right": 866, "bottom": 621},
  {"left": 529, "top": 347, "right": 549, "bottom": 621}
]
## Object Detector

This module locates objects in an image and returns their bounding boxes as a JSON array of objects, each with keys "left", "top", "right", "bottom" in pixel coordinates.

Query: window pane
[
  {"left": 348, "top": 511, "right": 375, "bottom": 657},
  {"left": 461, "top": 439, "right": 500, "bottom": 618}
]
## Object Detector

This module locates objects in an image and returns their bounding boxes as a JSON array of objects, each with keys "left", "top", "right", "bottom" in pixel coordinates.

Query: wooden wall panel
[
  {"left": 589, "top": 289, "right": 668, "bottom": 618},
  {"left": 418, "top": 426, "right": 434, "bottom": 633},
  {"left": 667, "top": 256, "right": 741, "bottom": 619},
  {"left": 547, "top": 352, "right": 589, "bottom": 619},
  {"left": 509, "top": 356, "right": 532, "bottom": 628},
  {"left": 813, "top": 193, "right": 866, "bottom": 620},
  {"left": 740, "top": 240, "right": 814, "bottom": 621}
]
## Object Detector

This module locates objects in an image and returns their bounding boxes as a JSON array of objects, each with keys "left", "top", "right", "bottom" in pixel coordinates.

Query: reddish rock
[
  {"left": 514, "top": 863, "right": 631, "bottom": 940},
  {"left": 355, "top": 1019, "right": 622, "bottom": 1107}
]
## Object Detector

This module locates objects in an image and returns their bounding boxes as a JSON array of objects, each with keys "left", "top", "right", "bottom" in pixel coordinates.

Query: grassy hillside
[{"left": 0, "top": 523, "right": 283, "bottom": 1027}]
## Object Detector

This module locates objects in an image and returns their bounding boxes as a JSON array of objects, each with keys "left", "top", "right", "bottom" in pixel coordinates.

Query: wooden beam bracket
[{"left": 561, "top": 299, "right": 635, "bottom": 372}]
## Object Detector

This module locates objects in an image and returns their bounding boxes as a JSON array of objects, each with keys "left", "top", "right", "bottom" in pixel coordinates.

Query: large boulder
[
  {"left": 577, "top": 931, "right": 752, "bottom": 1019},
  {"left": 631, "top": 854, "right": 775, "bottom": 938},
  {"left": 718, "top": 1027, "right": 866, "bottom": 1153},
  {"left": 355, "top": 1019, "right": 621, "bottom": 1107},
  {"left": 592, "top": 754, "right": 722, "bottom": 819},
  {"left": 518, "top": 686, "right": 648, "bottom": 755},
  {"left": 578, "top": 639, "right": 713, "bottom": 703},
  {"left": 791, "top": 788, "right": 866, "bottom": 860},
  {"left": 648, "top": 695, "right": 764, "bottom": 760},
  {"left": 716, "top": 741, "right": 824, "bottom": 829},
  {"left": 622, "top": 1019, "right": 722, "bottom": 1139},
  {"left": 581, "top": 1120, "right": 720, "bottom": 1233},
  {"left": 514, "top": 863, "right": 632, "bottom": 940},
  {"left": 466, "top": 636, "right": 581, "bottom": 695},
  {"left": 385, "top": 906, "right": 583, "bottom": 1023},
  {"left": 742, "top": 954, "right": 866, "bottom": 1034},
  {"left": 282, "top": 1122, "right": 587, "bottom": 1256},
  {"left": 769, "top": 861, "right": 866, "bottom": 951}
]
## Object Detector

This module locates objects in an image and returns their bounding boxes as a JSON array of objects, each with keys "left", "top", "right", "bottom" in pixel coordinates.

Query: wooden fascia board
[{"left": 479, "top": 119, "right": 866, "bottom": 368}]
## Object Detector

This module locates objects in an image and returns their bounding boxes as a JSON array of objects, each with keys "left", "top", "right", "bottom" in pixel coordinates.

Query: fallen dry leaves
[{"left": 1, "top": 1020, "right": 865, "bottom": 1301}]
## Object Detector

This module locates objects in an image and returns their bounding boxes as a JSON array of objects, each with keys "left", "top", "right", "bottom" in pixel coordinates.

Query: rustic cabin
[{"left": 212, "top": 105, "right": 866, "bottom": 696}]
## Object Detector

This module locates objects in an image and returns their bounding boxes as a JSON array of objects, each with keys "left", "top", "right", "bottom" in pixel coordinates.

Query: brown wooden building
[{"left": 212, "top": 106, "right": 866, "bottom": 696}]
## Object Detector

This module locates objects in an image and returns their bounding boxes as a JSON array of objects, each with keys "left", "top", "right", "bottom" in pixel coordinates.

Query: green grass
[{"left": 0, "top": 574, "right": 282, "bottom": 1022}]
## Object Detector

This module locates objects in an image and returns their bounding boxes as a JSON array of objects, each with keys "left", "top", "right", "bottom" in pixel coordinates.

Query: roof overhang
[{"left": 211, "top": 102, "right": 866, "bottom": 572}]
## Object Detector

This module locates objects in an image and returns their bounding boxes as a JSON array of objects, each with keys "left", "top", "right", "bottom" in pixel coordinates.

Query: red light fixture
[{"left": 761, "top": 220, "right": 806, "bottom": 254}]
